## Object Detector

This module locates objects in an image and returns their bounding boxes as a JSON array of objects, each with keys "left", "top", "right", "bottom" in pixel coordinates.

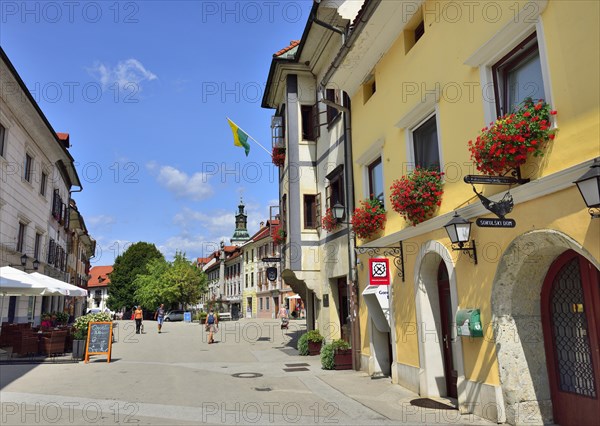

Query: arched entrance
[
  {"left": 492, "top": 230, "right": 600, "bottom": 425},
  {"left": 541, "top": 250, "right": 600, "bottom": 426},
  {"left": 414, "top": 241, "right": 464, "bottom": 399}
]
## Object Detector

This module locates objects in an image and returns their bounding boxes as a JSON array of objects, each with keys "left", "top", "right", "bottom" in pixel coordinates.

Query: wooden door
[
  {"left": 438, "top": 262, "right": 457, "bottom": 398},
  {"left": 542, "top": 250, "right": 600, "bottom": 426},
  {"left": 337, "top": 278, "right": 350, "bottom": 343}
]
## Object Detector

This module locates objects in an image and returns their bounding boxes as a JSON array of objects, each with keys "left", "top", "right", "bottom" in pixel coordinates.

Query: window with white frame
[
  {"left": 493, "top": 33, "right": 545, "bottom": 116},
  {"left": 24, "top": 153, "right": 33, "bottom": 182},
  {"left": 411, "top": 114, "right": 440, "bottom": 170},
  {"left": 16, "top": 222, "right": 26, "bottom": 253},
  {"left": 367, "top": 157, "right": 384, "bottom": 204}
]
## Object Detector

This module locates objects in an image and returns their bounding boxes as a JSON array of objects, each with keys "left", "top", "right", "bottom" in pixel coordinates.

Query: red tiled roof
[
  {"left": 56, "top": 132, "right": 69, "bottom": 141},
  {"left": 88, "top": 265, "right": 113, "bottom": 288},
  {"left": 196, "top": 257, "right": 211, "bottom": 265},
  {"left": 274, "top": 40, "right": 300, "bottom": 57}
]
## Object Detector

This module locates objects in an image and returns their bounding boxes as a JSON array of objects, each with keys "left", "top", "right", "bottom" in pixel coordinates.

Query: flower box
[
  {"left": 390, "top": 168, "right": 444, "bottom": 226},
  {"left": 468, "top": 98, "right": 557, "bottom": 176},
  {"left": 308, "top": 341, "right": 322, "bottom": 356},
  {"left": 351, "top": 198, "right": 386, "bottom": 240},
  {"left": 272, "top": 147, "right": 285, "bottom": 167},
  {"left": 334, "top": 349, "right": 353, "bottom": 370},
  {"left": 321, "top": 208, "right": 340, "bottom": 232}
]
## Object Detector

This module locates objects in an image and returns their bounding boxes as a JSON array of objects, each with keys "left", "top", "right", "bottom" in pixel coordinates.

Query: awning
[
  {"left": 286, "top": 294, "right": 302, "bottom": 299},
  {"left": 30, "top": 273, "right": 88, "bottom": 297},
  {"left": 361, "top": 285, "right": 391, "bottom": 333},
  {"left": 0, "top": 266, "right": 61, "bottom": 296}
]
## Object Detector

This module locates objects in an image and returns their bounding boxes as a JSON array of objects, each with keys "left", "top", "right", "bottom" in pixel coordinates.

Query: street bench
[{"left": 219, "top": 312, "right": 232, "bottom": 321}]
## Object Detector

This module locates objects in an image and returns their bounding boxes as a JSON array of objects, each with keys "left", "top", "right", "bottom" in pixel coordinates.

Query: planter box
[
  {"left": 72, "top": 339, "right": 86, "bottom": 360},
  {"left": 308, "top": 341, "right": 322, "bottom": 356},
  {"left": 334, "top": 349, "right": 353, "bottom": 370}
]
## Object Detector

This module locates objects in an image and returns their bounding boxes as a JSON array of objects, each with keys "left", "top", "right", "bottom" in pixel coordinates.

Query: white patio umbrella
[
  {"left": 0, "top": 266, "right": 61, "bottom": 328},
  {"left": 286, "top": 294, "right": 302, "bottom": 299},
  {"left": 29, "top": 273, "right": 88, "bottom": 297}
]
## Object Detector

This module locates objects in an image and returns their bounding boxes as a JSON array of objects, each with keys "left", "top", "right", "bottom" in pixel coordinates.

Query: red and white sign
[{"left": 369, "top": 258, "right": 390, "bottom": 286}]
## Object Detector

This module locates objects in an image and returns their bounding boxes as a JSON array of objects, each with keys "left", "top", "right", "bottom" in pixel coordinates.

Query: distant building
[{"left": 87, "top": 266, "right": 113, "bottom": 313}]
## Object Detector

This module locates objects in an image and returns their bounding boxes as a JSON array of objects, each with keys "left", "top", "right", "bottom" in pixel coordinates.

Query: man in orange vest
[{"left": 134, "top": 306, "right": 143, "bottom": 334}]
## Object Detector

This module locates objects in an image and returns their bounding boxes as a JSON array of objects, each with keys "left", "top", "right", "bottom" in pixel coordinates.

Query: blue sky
[{"left": 1, "top": 1, "right": 313, "bottom": 265}]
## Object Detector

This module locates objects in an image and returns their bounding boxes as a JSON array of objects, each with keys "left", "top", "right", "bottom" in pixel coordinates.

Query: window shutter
[{"left": 316, "top": 193, "right": 322, "bottom": 230}]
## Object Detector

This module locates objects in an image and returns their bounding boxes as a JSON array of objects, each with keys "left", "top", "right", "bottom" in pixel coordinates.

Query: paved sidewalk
[{"left": 0, "top": 319, "right": 493, "bottom": 425}]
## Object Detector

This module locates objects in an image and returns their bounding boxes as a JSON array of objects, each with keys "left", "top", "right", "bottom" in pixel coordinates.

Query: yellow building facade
[{"left": 327, "top": 1, "right": 599, "bottom": 424}]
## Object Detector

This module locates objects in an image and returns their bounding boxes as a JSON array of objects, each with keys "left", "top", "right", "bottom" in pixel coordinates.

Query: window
[
  {"left": 301, "top": 104, "right": 319, "bottom": 141},
  {"left": 251, "top": 273, "right": 254, "bottom": 287},
  {"left": 326, "top": 166, "right": 345, "bottom": 208},
  {"left": 48, "top": 239, "right": 56, "bottom": 264},
  {"left": 363, "top": 77, "right": 376, "bottom": 103},
  {"left": 259, "top": 298, "right": 263, "bottom": 310},
  {"left": 0, "top": 123, "right": 5, "bottom": 157},
  {"left": 24, "top": 153, "right": 32, "bottom": 182},
  {"left": 245, "top": 274, "right": 248, "bottom": 288},
  {"left": 303, "top": 194, "right": 317, "bottom": 229},
  {"left": 412, "top": 115, "right": 440, "bottom": 170},
  {"left": 368, "top": 158, "right": 384, "bottom": 204},
  {"left": 493, "top": 33, "right": 544, "bottom": 116},
  {"left": 414, "top": 20, "right": 425, "bottom": 43},
  {"left": 34, "top": 233, "right": 42, "bottom": 260},
  {"left": 16, "top": 222, "right": 26, "bottom": 253},
  {"left": 40, "top": 172, "right": 47, "bottom": 196},
  {"left": 266, "top": 298, "right": 270, "bottom": 311},
  {"left": 326, "top": 89, "right": 341, "bottom": 124}
]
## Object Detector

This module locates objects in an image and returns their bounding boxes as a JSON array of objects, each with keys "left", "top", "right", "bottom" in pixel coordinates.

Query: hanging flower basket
[
  {"left": 321, "top": 208, "right": 340, "bottom": 232},
  {"left": 468, "top": 98, "right": 557, "bottom": 176},
  {"left": 272, "top": 146, "right": 286, "bottom": 167},
  {"left": 390, "top": 168, "right": 444, "bottom": 226},
  {"left": 350, "top": 198, "right": 386, "bottom": 240},
  {"left": 272, "top": 227, "right": 286, "bottom": 245}
]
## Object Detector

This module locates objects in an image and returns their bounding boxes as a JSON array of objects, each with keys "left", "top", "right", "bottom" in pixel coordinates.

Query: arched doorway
[{"left": 541, "top": 250, "right": 600, "bottom": 426}]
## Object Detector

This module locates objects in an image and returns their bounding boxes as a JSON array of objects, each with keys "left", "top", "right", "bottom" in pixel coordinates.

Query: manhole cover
[
  {"left": 409, "top": 398, "right": 456, "bottom": 410},
  {"left": 254, "top": 387, "right": 272, "bottom": 392},
  {"left": 283, "top": 367, "right": 309, "bottom": 372},
  {"left": 231, "top": 372, "right": 263, "bottom": 379},
  {"left": 285, "top": 363, "right": 309, "bottom": 367}
]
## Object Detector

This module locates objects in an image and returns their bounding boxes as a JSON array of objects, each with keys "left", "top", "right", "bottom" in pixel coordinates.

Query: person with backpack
[
  {"left": 154, "top": 303, "right": 165, "bottom": 334},
  {"left": 206, "top": 309, "right": 218, "bottom": 344}
]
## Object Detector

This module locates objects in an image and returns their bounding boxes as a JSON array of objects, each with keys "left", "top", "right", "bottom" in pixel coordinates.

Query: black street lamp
[
  {"left": 574, "top": 159, "right": 600, "bottom": 218},
  {"left": 444, "top": 212, "right": 478, "bottom": 264},
  {"left": 13, "top": 254, "right": 40, "bottom": 271}
]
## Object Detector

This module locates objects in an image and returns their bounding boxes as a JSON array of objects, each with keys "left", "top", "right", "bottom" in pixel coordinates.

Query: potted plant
[
  {"left": 197, "top": 311, "right": 208, "bottom": 324},
  {"left": 72, "top": 312, "right": 112, "bottom": 360},
  {"left": 350, "top": 198, "right": 386, "bottom": 240},
  {"left": 297, "top": 332, "right": 309, "bottom": 355},
  {"left": 321, "top": 339, "right": 352, "bottom": 370},
  {"left": 54, "top": 311, "right": 69, "bottom": 325},
  {"left": 306, "top": 329, "right": 324, "bottom": 355},
  {"left": 272, "top": 146, "right": 286, "bottom": 167},
  {"left": 468, "top": 98, "right": 557, "bottom": 176},
  {"left": 321, "top": 208, "right": 340, "bottom": 232},
  {"left": 390, "top": 168, "right": 444, "bottom": 226},
  {"left": 272, "top": 227, "right": 286, "bottom": 245}
]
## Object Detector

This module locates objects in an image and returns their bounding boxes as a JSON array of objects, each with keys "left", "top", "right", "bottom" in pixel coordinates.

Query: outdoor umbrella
[{"left": 29, "top": 273, "right": 88, "bottom": 297}]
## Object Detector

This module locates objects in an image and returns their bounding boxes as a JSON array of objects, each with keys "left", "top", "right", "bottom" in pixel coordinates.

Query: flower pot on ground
[
  {"left": 321, "top": 339, "right": 352, "bottom": 370},
  {"left": 272, "top": 146, "right": 286, "bottom": 167},
  {"left": 306, "top": 330, "right": 324, "bottom": 355},
  {"left": 72, "top": 339, "right": 86, "bottom": 360},
  {"left": 350, "top": 198, "right": 386, "bottom": 240},
  {"left": 468, "top": 98, "right": 557, "bottom": 176},
  {"left": 321, "top": 208, "right": 340, "bottom": 232},
  {"left": 390, "top": 168, "right": 444, "bottom": 226}
]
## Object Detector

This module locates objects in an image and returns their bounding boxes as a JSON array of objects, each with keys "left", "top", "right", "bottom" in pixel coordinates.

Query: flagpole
[{"left": 227, "top": 117, "right": 271, "bottom": 156}]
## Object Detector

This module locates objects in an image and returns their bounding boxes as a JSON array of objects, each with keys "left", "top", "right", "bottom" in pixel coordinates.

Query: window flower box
[
  {"left": 272, "top": 147, "right": 286, "bottom": 167},
  {"left": 468, "top": 98, "right": 557, "bottom": 176},
  {"left": 272, "top": 227, "right": 286, "bottom": 245},
  {"left": 390, "top": 168, "right": 444, "bottom": 226},
  {"left": 321, "top": 208, "right": 340, "bottom": 232},
  {"left": 351, "top": 198, "right": 386, "bottom": 240}
]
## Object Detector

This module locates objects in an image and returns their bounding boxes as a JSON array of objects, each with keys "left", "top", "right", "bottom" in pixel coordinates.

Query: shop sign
[
  {"left": 476, "top": 218, "right": 516, "bottom": 228},
  {"left": 369, "top": 258, "right": 390, "bottom": 286}
]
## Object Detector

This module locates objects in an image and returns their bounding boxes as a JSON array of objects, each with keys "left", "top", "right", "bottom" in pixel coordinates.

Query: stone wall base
[{"left": 393, "top": 362, "right": 420, "bottom": 394}]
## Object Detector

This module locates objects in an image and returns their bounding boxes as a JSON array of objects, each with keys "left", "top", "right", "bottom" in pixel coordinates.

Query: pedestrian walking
[
  {"left": 134, "top": 305, "right": 143, "bottom": 334},
  {"left": 155, "top": 303, "right": 165, "bottom": 334},
  {"left": 206, "top": 309, "right": 218, "bottom": 344}
]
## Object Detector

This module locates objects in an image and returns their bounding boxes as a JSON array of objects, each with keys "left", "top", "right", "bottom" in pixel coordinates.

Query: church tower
[{"left": 231, "top": 198, "right": 250, "bottom": 246}]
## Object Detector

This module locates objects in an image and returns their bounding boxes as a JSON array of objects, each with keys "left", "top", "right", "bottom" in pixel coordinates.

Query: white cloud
[
  {"left": 174, "top": 207, "right": 234, "bottom": 230},
  {"left": 88, "top": 58, "right": 158, "bottom": 91},
  {"left": 158, "top": 235, "right": 222, "bottom": 261},
  {"left": 151, "top": 165, "right": 213, "bottom": 201}
]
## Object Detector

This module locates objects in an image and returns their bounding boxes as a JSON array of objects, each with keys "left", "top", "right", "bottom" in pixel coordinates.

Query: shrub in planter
[
  {"left": 196, "top": 311, "right": 208, "bottom": 323},
  {"left": 321, "top": 208, "right": 340, "bottom": 232},
  {"left": 321, "top": 339, "right": 352, "bottom": 370},
  {"left": 351, "top": 198, "right": 386, "bottom": 240},
  {"left": 390, "top": 168, "right": 444, "bottom": 226},
  {"left": 297, "top": 333, "right": 309, "bottom": 356},
  {"left": 54, "top": 311, "right": 70, "bottom": 325},
  {"left": 306, "top": 330, "right": 324, "bottom": 355},
  {"left": 468, "top": 98, "right": 557, "bottom": 175}
]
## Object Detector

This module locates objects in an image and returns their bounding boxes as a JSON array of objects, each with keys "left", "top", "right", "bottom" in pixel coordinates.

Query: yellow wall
[{"left": 353, "top": 0, "right": 599, "bottom": 386}]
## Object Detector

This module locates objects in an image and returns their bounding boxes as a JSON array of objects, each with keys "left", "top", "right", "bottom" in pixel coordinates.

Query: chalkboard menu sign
[{"left": 84, "top": 322, "right": 113, "bottom": 363}]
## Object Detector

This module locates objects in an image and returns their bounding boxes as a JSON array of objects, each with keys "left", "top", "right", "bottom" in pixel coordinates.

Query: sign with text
[
  {"left": 84, "top": 322, "right": 113, "bottom": 363},
  {"left": 476, "top": 218, "right": 516, "bottom": 228},
  {"left": 369, "top": 258, "right": 390, "bottom": 286},
  {"left": 262, "top": 257, "right": 281, "bottom": 263}
]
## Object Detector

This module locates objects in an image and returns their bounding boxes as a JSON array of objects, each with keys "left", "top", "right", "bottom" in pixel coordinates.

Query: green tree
[
  {"left": 162, "top": 252, "right": 207, "bottom": 309},
  {"left": 133, "top": 252, "right": 207, "bottom": 310},
  {"left": 106, "top": 242, "right": 164, "bottom": 311}
]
